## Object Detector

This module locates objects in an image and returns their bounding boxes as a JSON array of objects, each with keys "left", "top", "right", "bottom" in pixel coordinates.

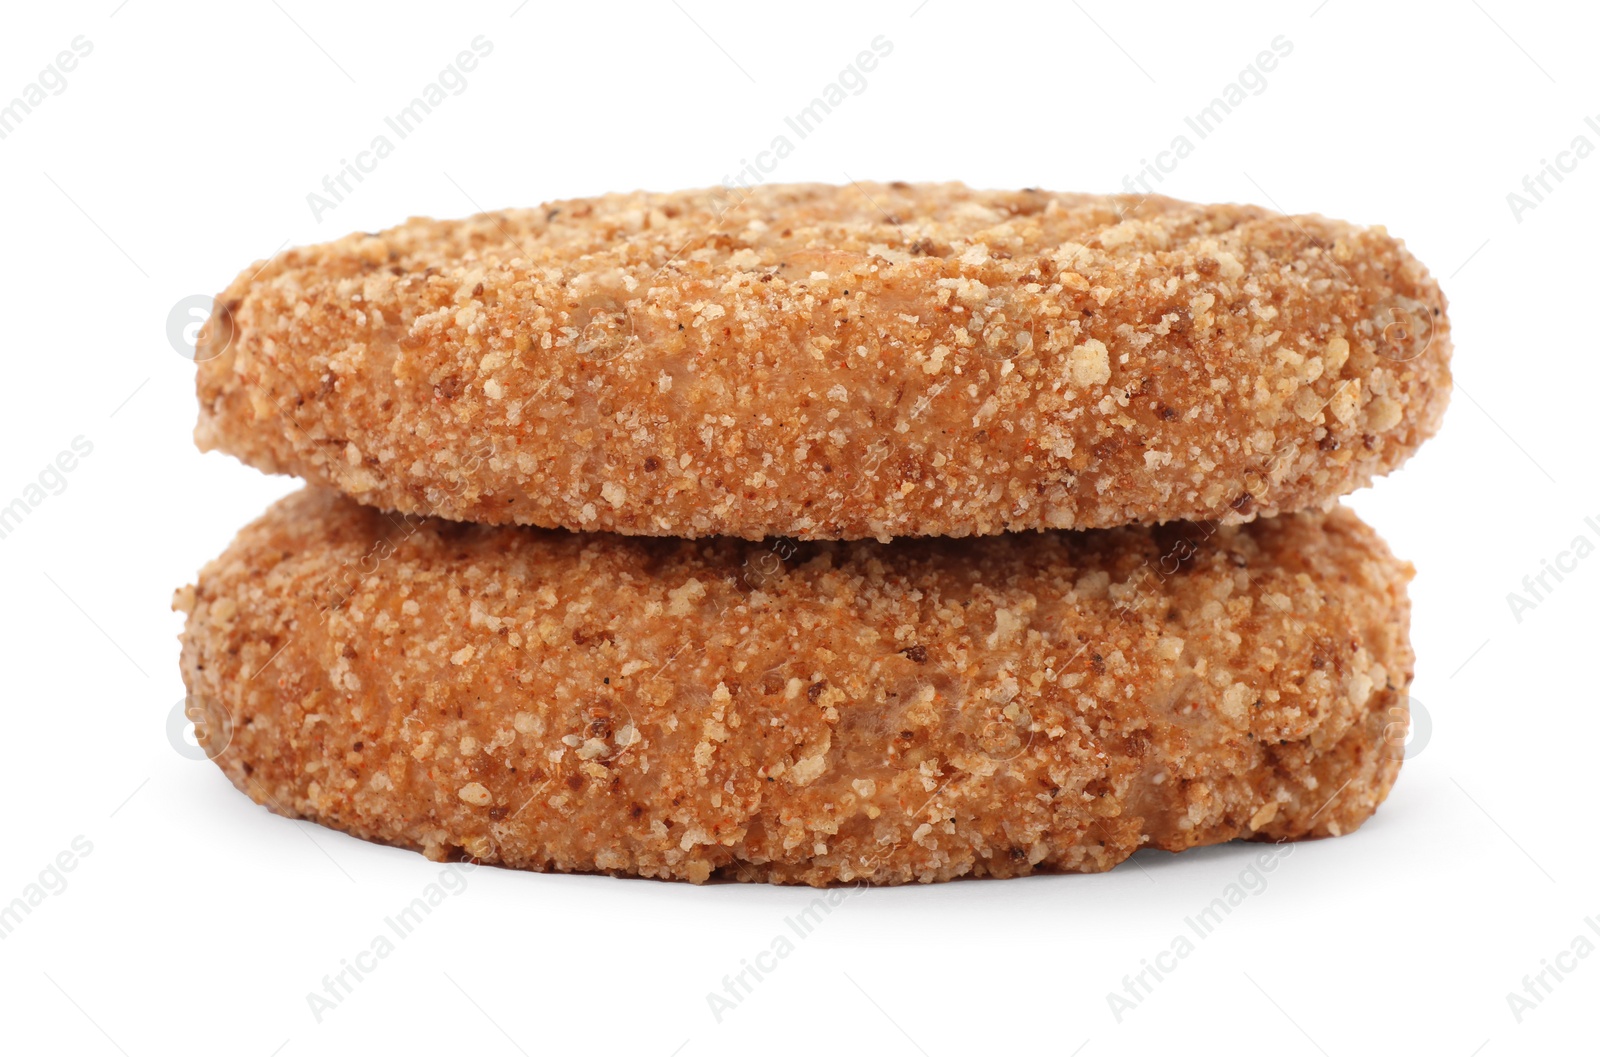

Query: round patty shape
[
  {"left": 193, "top": 183, "right": 1451, "bottom": 541},
  {"left": 176, "top": 488, "right": 1414, "bottom": 886}
]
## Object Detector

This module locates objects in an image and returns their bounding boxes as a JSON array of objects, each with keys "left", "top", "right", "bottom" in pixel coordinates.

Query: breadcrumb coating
[
  {"left": 176, "top": 488, "right": 1414, "bottom": 886},
  {"left": 193, "top": 183, "right": 1450, "bottom": 541}
]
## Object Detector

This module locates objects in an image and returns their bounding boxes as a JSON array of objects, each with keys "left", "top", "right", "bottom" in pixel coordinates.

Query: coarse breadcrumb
[
  {"left": 194, "top": 183, "right": 1451, "bottom": 541},
  {"left": 177, "top": 487, "right": 1414, "bottom": 886}
]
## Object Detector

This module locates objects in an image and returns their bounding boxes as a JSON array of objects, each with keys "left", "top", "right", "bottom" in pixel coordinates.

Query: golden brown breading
[
  {"left": 176, "top": 488, "right": 1413, "bottom": 886},
  {"left": 194, "top": 183, "right": 1450, "bottom": 541}
]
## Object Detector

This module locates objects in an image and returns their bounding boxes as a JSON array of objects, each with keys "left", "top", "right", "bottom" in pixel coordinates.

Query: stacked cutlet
[{"left": 176, "top": 184, "right": 1450, "bottom": 886}]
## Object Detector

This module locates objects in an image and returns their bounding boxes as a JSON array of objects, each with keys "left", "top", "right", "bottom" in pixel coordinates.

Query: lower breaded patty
[{"left": 175, "top": 488, "right": 1413, "bottom": 885}]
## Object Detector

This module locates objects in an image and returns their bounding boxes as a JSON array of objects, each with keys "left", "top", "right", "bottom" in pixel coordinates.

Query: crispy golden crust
[
  {"left": 194, "top": 183, "right": 1450, "bottom": 541},
  {"left": 176, "top": 488, "right": 1413, "bottom": 886}
]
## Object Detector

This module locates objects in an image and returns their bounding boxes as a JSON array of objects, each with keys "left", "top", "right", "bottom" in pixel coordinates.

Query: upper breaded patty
[
  {"left": 194, "top": 183, "right": 1451, "bottom": 541},
  {"left": 176, "top": 488, "right": 1414, "bottom": 886}
]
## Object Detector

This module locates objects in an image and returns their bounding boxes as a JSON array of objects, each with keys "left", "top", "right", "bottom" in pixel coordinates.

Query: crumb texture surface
[
  {"left": 195, "top": 183, "right": 1451, "bottom": 540},
  {"left": 178, "top": 488, "right": 1414, "bottom": 885}
]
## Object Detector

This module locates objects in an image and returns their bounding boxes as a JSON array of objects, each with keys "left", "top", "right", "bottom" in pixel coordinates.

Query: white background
[{"left": 0, "top": 2, "right": 1594, "bottom": 1054}]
